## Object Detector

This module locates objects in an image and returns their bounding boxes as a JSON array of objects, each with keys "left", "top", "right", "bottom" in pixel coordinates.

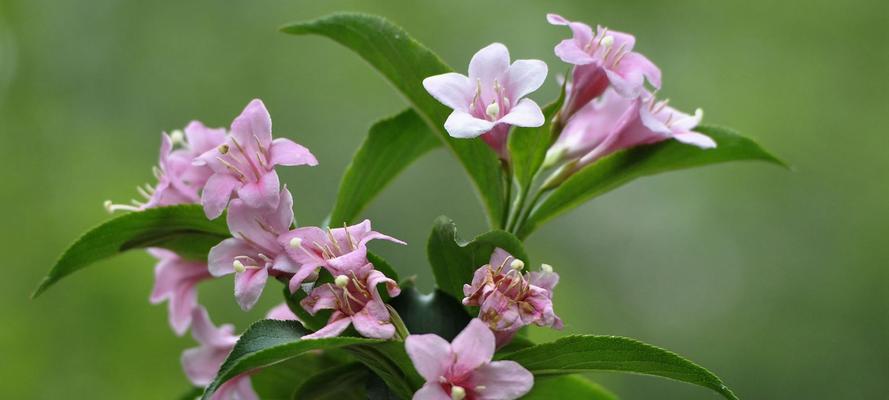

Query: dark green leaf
[
  {"left": 427, "top": 216, "right": 528, "bottom": 301},
  {"left": 367, "top": 251, "right": 400, "bottom": 285},
  {"left": 252, "top": 352, "right": 348, "bottom": 400},
  {"left": 518, "top": 126, "right": 786, "bottom": 238},
  {"left": 508, "top": 85, "right": 566, "bottom": 194},
  {"left": 329, "top": 109, "right": 441, "bottom": 226},
  {"left": 292, "top": 363, "right": 368, "bottom": 400},
  {"left": 201, "top": 320, "right": 381, "bottom": 399},
  {"left": 501, "top": 335, "right": 738, "bottom": 400},
  {"left": 524, "top": 375, "right": 618, "bottom": 400},
  {"left": 346, "top": 341, "right": 421, "bottom": 400},
  {"left": 33, "top": 205, "right": 229, "bottom": 298},
  {"left": 366, "top": 372, "right": 401, "bottom": 400},
  {"left": 388, "top": 286, "right": 471, "bottom": 341},
  {"left": 282, "top": 13, "right": 505, "bottom": 228},
  {"left": 496, "top": 335, "right": 536, "bottom": 355}
]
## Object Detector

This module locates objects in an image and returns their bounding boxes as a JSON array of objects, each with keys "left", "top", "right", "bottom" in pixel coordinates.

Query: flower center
[
  {"left": 469, "top": 78, "right": 511, "bottom": 121},
  {"left": 584, "top": 28, "right": 629, "bottom": 68}
]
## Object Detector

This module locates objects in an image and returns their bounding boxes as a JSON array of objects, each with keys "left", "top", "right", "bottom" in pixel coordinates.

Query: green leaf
[
  {"left": 329, "top": 109, "right": 441, "bottom": 226},
  {"left": 292, "top": 363, "right": 368, "bottom": 400},
  {"left": 388, "top": 286, "right": 471, "bottom": 341},
  {"left": 501, "top": 335, "right": 738, "bottom": 400},
  {"left": 427, "top": 216, "right": 528, "bottom": 301},
  {"left": 523, "top": 375, "right": 618, "bottom": 400},
  {"left": 518, "top": 126, "right": 786, "bottom": 238},
  {"left": 282, "top": 13, "right": 505, "bottom": 228},
  {"left": 366, "top": 373, "right": 401, "bottom": 400},
  {"left": 346, "top": 341, "right": 421, "bottom": 400},
  {"left": 252, "top": 352, "right": 348, "bottom": 400},
  {"left": 176, "top": 387, "right": 202, "bottom": 400},
  {"left": 33, "top": 205, "right": 229, "bottom": 298},
  {"left": 367, "top": 251, "right": 400, "bottom": 286},
  {"left": 201, "top": 320, "right": 381, "bottom": 399},
  {"left": 508, "top": 85, "right": 566, "bottom": 194}
]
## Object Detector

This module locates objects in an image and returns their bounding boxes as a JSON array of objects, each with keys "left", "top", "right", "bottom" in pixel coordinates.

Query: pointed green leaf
[
  {"left": 501, "top": 335, "right": 738, "bottom": 400},
  {"left": 282, "top": 13, "right": 505, "bottom": 228},
  {"left": 524, "top": 375, "right": 618, "bottom": 400},
  {"left": 388, "top": 286, "right": 471, "bottom": 341},
  {"left": 518, "top": 126, "right": 786, "bottom": 238},
  {"left": 292, "top": 363, "right": 368, "bottom": 400},
  {"left": 201, "top": 320, "right": 381, "bottom": 399},
  {"left": 329, "top": 109, "right": 441, "bottom": 226},
  {"left": 252, "top": 352, "right": 349, "bottom": 400},
  {"left": 508, "top": 85, "right": 565, "bottom": 193},
  {"left": 346, "top": 341, "right": 421, "bottom": 400},
  {"left": 427, "top": 216, "right": 528, "bottom": 301},
  {"left": 33, "top": 205, "right": 229, "bottom": 298}
]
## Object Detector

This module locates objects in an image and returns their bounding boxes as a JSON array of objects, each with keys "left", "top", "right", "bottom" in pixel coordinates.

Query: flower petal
[
  {"left": 505, "top": 59, "right": 547, "bottom": 101},
  {"left": 444, "top": 110, "right": 495, "bottom": 138},
  {"left": 352, "top": 300, "right": 395, "bottom": 339},
  {"left": 214, "top": 375, "right": 259, "bottom": 400},
  {"left": 423, "top": 72, "right": 473, "bottom": 111},
  {"left": 303, "top": 316, "right": 352, "bottom": 339},
  {"left": 236, "top": 171, "right": 280, "bottom": 210},
  {"left": 468, "top": 43, "right": 510, "bottom": 86},
  {"left": 184, "top": 120, "right": 227, "bottom": 155},
  {"left": 412, "top": 383, "right": 450, "bottom": 400},
  {"left": 497, "top": 98, "right": 544, "bottom": 128},
  {"left": 451, "top": 319, "right": 495, "bottom": 375},
  {"left": 471, "top": 360, "right": 534, "bottom": 400},
  {"left": 405, "top": 334, "right": 452, "bottom": 381},
  {"left": 234, "top": 267, "right": 269, "bottom": 311},
  {"left": 231, "top": 99, "right": 272, "bottom": 150},
  {"left": 201, "top": 173, "right": 240, "bottom": 219},
  {"left": 207, "top": 238, "right": 253, "bottom": 277},
  {"left": 266, "top": 303, "right": 299, "bottom": 321},
  {"left": 674, "top": 131, "right": 717, "bottom": 149},
  {"left": 269, "top": 138, "right": 318, "bottom": 167}
]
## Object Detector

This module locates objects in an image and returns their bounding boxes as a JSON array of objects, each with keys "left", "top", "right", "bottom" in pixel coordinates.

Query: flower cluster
[{"left": 463, "top": 248, "right": 562, "bottom": 347}]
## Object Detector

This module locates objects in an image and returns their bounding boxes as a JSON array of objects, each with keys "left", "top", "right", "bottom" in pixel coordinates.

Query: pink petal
[
  {"left": 190, "top": 307, "right": 238, "bottom": 347},
  {"left": 207, "top": 238, "right": 253, "bottom": 277},
  {"left": 300, "top": 284, "right": 338, "bottom": 315},
  {"left": 212, "top": 375, "right": 259, "bottom": 400},
  {"left": 412, "top": 383, "right": 451, "bottom": 400},
  {"left": 468, "top": 43, "right": 510, "bottom": 87},
  {"left": 201, "top": 173, "right": 240, "bottom": 219},
  {"left": 234, "top": 267, "right": 269, "bottom": 311},
  {"left": 236, "top": 171, "right": 280, "bottom": 210},
  {"left": 527, "top": 270, "right": 559, "bottom": 294},
  {"left": 168, "top": 281, "right": 199, "bottom": 336},
  {"left": 288, "top": 263, "right": 323, "bottom": 294},
  {"left": 181, "top": 346, "right": 228, "bottom": 386},
  {"left": 351, "top": 300, "right": 395, "bottom": 339},
  {"left": 674, "top": 131, "right": 717, "bottom": 149},
  {"left": 617, "top": 52, "right": 661, "bottom": 90},
  {"left": 451, "top": 319, "right": 495, "bottom": 375},
  {"left": 554, "top": 39, "right": 596, "bottom": 65},
  {"left": 266, "top": 303, "right": 299, "bottom": 321},
  {"left": 545, "top": 13, "right": 569, "bottom": 25},
  {"left": 367, "top": 269, "right": 401, "bottom": 298},
  {"left": 471, "top": 361, "right": 534, "bottom": 400},
  {"left": 423, "top": 72, "right": 474, "bottom": 111},
  {"left": 225, "top": 199, "right": 280, "bottom": 252},
  {"left": 184, "top": 121, "right": 227, "bottom": 155},
  {"left": 279, "top": 227, "right": 328, "bottom": 265},
  {"left": 505, "top": 59, "right": 547, "bottom": 101},
  {"left": 497, "top": 98, "right": 544, "bottom": 128},
  {"left": 269, "top": 138, "right": 317, "bottom": 167},
  {"left": 489, "top": 248, "right": 514, "bottom": 270},
  {"left": 303, "top": 316, "right": 352, "bottom": 339},
  {"left": 444, "top": 110, "right": 495, "bottom": 138},
  {"left": 231, "top": 99, "right": 273, "bottom": 150},
  {"left": 405, "top": 334, "right": 452, "bottom": 381}
]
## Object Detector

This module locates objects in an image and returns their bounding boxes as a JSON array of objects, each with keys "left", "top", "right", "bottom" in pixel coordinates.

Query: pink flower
[
  {"left": 197, "top": 99, "right": 317, "bottom": 219},
  {"left": 265, "top": 302, "right": 299, "bottom": 321},
  {"left": 181, "top": 307, "right": 258, "bottom": 400},
  {"left": 300, "top": 263, "right": 400, "bottom": 339},
  {"left": 547, "top": 13, "right": 661, "bottom": 117},
  {"left": 548, "top": 89, "right": 716, "bottom": 171},
  {"left": 278, "top": 219, "right": 405, "bottom": 294},
  {"left": 208, "top": 188, "right": 299, "bottom": 311},
  {"left": 463, "top": 249, "right": 562, "bottom": 347},
  {"left": 105, "top": 121, "right": 225, "bottom": 213},
  {"left": 148, "top": 248, "right": 212, "bottom": 336},
  {"left": 423, "top": 43, "right": 547, "bottom": 158},
  {"left": 405, "top": 318, "right": 534, "bottom": 400}
]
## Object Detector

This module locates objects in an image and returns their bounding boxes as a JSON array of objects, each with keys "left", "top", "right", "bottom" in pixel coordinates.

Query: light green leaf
[
  {"left": 523, "top": 375, "right": 618, "bottom": 400},
  {"left": 329, "top": 109, "right": 441, "bottom": 226},
  {"left": 502, "top": 335, "right": 738, "bottom": 400},
  {"left": 201, "top": 320, "right": 381, "bottom": 399},
  {"left": 33, "top": 205, "right": 229, "bottom": 298},
  {"left": 518, "top": 126, "right": 786, "bottom": 238},
  {"left": 282, "top": 13, "right": 505, "bottom": 228},
  {"left": 427, "top": 216, "right": 528, "bottom": 301}
]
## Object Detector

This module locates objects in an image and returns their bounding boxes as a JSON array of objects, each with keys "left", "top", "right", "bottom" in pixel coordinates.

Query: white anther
[
  {"left": 218, "top": 144, "right": 230, "bottom": 154},
  {"left": 289, "top": 237, "right": 303, "bottom": 249},
  {"left": 475, "top": 385, "right": 486, "bottom": 391},
  {"left": 486, "top": 101, "right": 500, "bottom": 119},
  {"left": 103, "top": 200, "right": 114, "bottom": 213},
  {"left": 450, "top": 386, "right": 466, "bottom": 400},
  {"left": 233, "top": 260, "right": 246, "bottom": 273},
  {"left": 601, "top": 35, "right": 614, "bottom": 48},
  {"left": 510, "top": 259, "right": 525, "bottom": 270},
  {"left": 541, "top": 263, "right": 554, "bottom": 273},
  {"left": 334, "top": 275, "right": 350, "bottom": 288},
  {"left": 169, "top": 129, "right": 185, "bottom": 145}
]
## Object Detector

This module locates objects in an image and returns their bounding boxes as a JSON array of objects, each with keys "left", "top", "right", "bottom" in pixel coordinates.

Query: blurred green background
[{"left": 2, "top": 0, "right": 887, "bottom": 398}]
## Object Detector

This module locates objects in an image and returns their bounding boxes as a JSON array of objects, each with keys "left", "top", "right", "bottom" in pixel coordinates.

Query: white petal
[
  {"left": 444, "top": 110, "right": 495, "bottom": 138},
  {"left": 505, "top": 59, "right": 548, "bottom": 101},
  {"left": 469, "top": 43, "right": 510, "bottom": 85},
  {"left": 497, "top": 98, "right": 544, "bottom": 128},
  {"left": 423, "top": 73, "right": 473, "bottom": 111}
]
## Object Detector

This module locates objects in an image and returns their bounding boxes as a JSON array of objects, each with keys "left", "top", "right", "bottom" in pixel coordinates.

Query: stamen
[
  {"left": 450, "top": 385, "right": 466, "bottom": 400},
  {"left": 143, "top": 183, "right": 156, "bottom": 194},
  {"left": 611, "top": 42, "right": 627, "bottom": 63},
  {"left": 600, "top": 36, "right": 615, "bottom": 59},
  {"left": 327, "top": 227, "right": 342, "bottom": 254},
  {"left": 475, "top": 386, "right": 486, "bottom": 391},
  {"left": 289, "top": 237, "right": 303, "bottom": 249},
  {"left": 612, "top": 49, "right": 628, "bottom": 68},
  {"left": 257, "top": 253, "right": 273, "bottom": 263},
  {"left": 485, "top": 101, "right": 500, "bottom": 120},
  {"left": 233, "top": 260, "right": 246, "bottom": 273},
  {"left": 152, "top": 166, "right": 163, "bottom": 179},
  {"left": 665, "top": 112, "right": 675, "bottom": 127},
  {"left": 541, "top": 263, "right": 554, "bottom": 273},
  {"left": 215, "top": 156, "right": 248, "bottom": 180},
  {"left": 334, "top": 275, "right": 350, "bottom": 288},
  {"left": 169, "top": 130, "right": 185, "bottom": 146},
  {"left": 218, "top": 144, "right": 230, "bottom": 154},
  {"left": 653, "top": 98, "right": 670, "bottom": 114},
  {"left": 510, "top": 259, "right": 525, "bottom": 270},
  {"left": 343, "top": 223, "right": 357, "bottom": 250},
  {"left": 103, "top": 200, "right": 140, "bottom": 213},
  {"left": 136, "top": 185, "right": 152, "bottom": 200}
]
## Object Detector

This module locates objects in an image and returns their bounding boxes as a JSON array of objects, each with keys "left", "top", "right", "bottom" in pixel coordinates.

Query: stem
[
  {"left": 506, "top": 183, "right": 529, "bottom": 233},
  {"left": 499, "top": 160, "right": 513, "bottom": 229},
  {"left": 513, "top": 187, "right": 552, "bottom": 238},
  {"left": 385, "top": 304, "right": 410, "bottom": 341}
]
